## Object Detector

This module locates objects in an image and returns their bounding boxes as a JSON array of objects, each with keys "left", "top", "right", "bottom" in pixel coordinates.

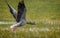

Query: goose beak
[
  {"left": 10, "top": 26, "right": 17, "bottom": 32},
  {"left": 12, "top": 26, "right": 17, "bottom": 32}
]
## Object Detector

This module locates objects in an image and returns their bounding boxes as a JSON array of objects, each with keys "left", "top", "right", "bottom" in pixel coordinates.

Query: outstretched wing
[
  {"left": 5, "top": 0, "right": 17, "bottom": 21},
  {"left": 17, "top": 0, "right": 26, "bottom": 22}
]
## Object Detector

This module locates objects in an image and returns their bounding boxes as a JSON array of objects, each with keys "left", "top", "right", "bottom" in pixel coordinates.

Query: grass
[
  {"left": 0, "top": 24, "right": 60, "bottom": 38},
  {"left": 0, "top": 0, "right": 60, "bottom": 38}
]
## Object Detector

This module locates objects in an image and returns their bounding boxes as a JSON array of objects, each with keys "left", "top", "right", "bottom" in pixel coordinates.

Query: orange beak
[
  {"left": 10, "top": 26, "right": 17, "bottom": 32},
  {"left": 12, "top": 26, "right": 17, "bottom": 32}
]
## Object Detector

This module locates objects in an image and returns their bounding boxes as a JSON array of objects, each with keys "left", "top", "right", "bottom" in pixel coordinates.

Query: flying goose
[{"left": 5, "top": 0, "right": 36, "bottom": 31}]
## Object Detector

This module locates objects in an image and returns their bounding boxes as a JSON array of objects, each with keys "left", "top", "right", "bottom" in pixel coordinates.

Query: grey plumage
[
  {"left": 5, "top": 0, "right": 17, "bottom": 21},
  {"left": 5, "top": 0, "right": 36, "bottom": 30},
  {"left": 17, "top": 0, "right": 26, "bottom": 22}
]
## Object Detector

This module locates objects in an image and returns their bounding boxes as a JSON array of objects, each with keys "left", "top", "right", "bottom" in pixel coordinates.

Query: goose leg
[{"left": 27, "top": 21, "right": 36, "bottom": 25}]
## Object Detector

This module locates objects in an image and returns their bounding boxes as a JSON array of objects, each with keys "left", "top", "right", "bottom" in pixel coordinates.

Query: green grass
[
  {"left": 0, "top": 24, "right": 60, "bottom": 38},
  {"left": 0, "top": 0, "right": 60, "bottom": 38}
]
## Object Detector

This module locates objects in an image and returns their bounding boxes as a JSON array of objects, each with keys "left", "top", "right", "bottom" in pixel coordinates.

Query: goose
[{"left": 5, "top": 0, "right": 36, "bottom": 31}]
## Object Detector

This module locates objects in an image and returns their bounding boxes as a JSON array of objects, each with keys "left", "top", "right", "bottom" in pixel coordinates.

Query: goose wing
[
  {"left": 5, "top": 0, "right": 17, "bottom": 20},
  {"left": 17, "top": 0, "right": 26, "bottom": 22}
]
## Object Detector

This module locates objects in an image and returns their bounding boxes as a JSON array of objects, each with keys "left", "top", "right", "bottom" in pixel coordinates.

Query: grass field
[{"left": 0, "top": 0, "right": 60, "bottom": 38}]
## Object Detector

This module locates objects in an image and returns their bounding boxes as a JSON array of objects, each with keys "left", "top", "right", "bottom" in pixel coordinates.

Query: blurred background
[{"left": 0, "top": 0, "right": 60, "bottom": 38}]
